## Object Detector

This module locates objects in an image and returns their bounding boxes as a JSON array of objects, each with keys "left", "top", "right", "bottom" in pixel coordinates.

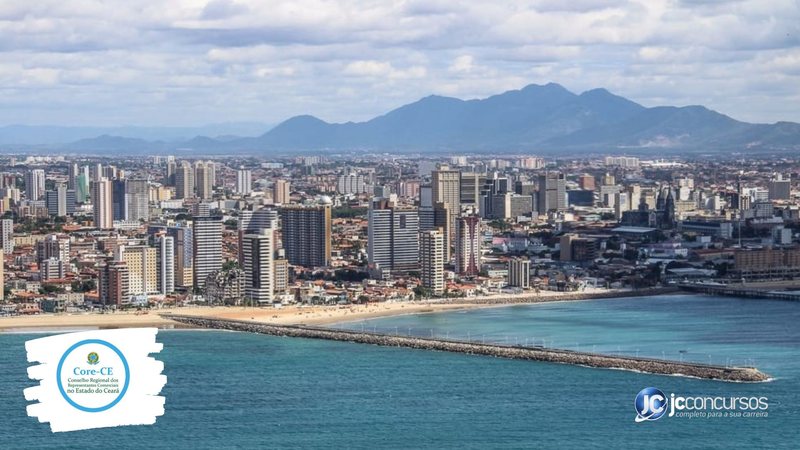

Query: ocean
[{"left": 0, "top": 294, "right": 796, "bottom": 449}]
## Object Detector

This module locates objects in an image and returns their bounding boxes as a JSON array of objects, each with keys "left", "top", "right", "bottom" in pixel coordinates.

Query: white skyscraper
[
  {"left": 25, "top": 169, "right": 45, "bottom": 201},
  {"left": 420, "top": 229, "right": 445, "bottom": 295},
  {"left": 0, "top": 219, "right": 13, "bottom": 254},
  {"left": 236, "top": 168, "right": 252, "bottom": 195},
  {"left": 242, "top": 229, "right": 275, "bottom": 304},
  {"left": 158, "top": 235, "right": 175, "bottom": 295},
  {"left": 91, "top": 178, "right": 113, "bottom": 229},
  {"left": 192, "top": 216, "right": 223, "bottom": 290}
]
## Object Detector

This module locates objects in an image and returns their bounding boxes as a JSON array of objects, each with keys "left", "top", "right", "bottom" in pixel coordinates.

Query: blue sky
[{"left": 0, "top": 0, "right": 798, "bottom": 127}]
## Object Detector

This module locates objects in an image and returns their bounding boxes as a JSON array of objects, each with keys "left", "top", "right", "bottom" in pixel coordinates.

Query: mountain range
[{"left": 4, "top": 83, "right": 799, "bottom": 154}]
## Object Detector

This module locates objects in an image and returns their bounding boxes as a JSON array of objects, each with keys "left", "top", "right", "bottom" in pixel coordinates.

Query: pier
[
  {"left": 162, "top": 314, "right": 770, "bottom": 383},
  {"left": 679, "top": 283, "right": 800, "bottom": 301}
]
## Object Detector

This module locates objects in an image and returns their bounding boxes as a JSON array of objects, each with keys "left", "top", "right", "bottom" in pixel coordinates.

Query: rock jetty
[{"left": 162, "top": 314, "right": 770, "bottom": 383}]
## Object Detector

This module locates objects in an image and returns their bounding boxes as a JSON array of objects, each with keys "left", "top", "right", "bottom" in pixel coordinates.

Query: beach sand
[
  {"left": 0, "top": 287, "right": 632, "bottom": 332},
  {"left": 0, "top": 302, "right": 484, "bottom": 332}
]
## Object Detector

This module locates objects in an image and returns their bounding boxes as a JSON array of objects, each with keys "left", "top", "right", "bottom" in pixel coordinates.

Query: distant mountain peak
[{"left": 33, "top": 82, "right": 799, "bottom": 154}]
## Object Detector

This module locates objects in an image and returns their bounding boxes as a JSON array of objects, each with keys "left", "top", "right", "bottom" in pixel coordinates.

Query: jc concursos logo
[{"left": 635, "top": 387, "right": 668, "bottom": 422}]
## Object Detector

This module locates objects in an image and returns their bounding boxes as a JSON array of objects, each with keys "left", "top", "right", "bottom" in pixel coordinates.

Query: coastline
[{"left": 0, "top": 287, "right": 674, "bottom": 332}]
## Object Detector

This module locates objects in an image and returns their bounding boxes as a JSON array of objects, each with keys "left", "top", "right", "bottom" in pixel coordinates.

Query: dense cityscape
[{"left": 0, "top": 153, "right": 797, "bottom": 315}]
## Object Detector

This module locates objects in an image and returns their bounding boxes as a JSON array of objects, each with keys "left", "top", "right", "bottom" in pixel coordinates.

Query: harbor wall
[{"left": 162, "top": 314, "right": 769, "bottom": 383}]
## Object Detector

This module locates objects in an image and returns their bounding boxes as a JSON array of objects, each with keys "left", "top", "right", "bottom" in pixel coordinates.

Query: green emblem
[{"left": 87, "top": 352, "right": 100, "bottom": 365}]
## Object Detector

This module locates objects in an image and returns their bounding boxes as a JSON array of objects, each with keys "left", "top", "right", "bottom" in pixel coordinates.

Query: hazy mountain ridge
[
  {"left": 256, "top": 83, "right": 798, "bottom": 152},
  {"left": 3, "top": 83, "right": 797, "bottom": 153}
]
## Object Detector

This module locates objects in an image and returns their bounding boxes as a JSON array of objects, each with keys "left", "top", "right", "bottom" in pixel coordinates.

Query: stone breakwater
[
  {"left": 162, "top": 314, "right": 770, "bottom": 383},
  {"left": 441, "top": 287, "right": 680, "bottom": 305}
]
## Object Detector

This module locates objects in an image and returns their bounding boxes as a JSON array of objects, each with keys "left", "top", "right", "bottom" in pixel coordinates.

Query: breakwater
[
  {"left": 679, "top": 283, "right": 800, "bottom": 302},
  {"left": 440, "top": 287, "right": 679, "bottom": 305},
  {"left": 162, "top": 314, "right": 770, "bottom": 383}
]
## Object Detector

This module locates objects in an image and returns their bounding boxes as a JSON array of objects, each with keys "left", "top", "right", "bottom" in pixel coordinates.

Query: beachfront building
[
  {"left": 192, "top": 216, "right": 223, "bottom": 291},
  {"left": 157, "top": 235, "right": 175, "bottom": 295},
  {"left": 121, "top": 245, "right": 158, "bottom": 296},
  {"left": 368, "top": 197, "right": 419, "bottom": 277},
  {"left": 507, "top": 258, "right": 530, "bottom": 289},
  {"left": 98, "top": 260, "right": 130, "bottom": 306},
  {"left": 420, "top": 229, "right": 445, "bottom": 295},
  {"left": 242, "top": 229, "right": 275, "bottom": 304},
  {"left": 167, "top": 224, "right": 193, "bottom": 288},
  {"left": 279, "top": 203, "right": 331, "bottom": 268},
  {"left": 455, "top": 215, "right": 481, "bottom": 277}
]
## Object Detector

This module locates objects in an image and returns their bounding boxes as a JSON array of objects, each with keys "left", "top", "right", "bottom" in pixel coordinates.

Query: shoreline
[{"left": 0, "top": 287, "right": 674, "bottom": 332}]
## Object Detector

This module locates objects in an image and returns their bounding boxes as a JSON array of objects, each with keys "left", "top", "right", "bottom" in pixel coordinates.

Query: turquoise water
[{"left": 1, "top": 294, "right": 797, "bottom": 448}]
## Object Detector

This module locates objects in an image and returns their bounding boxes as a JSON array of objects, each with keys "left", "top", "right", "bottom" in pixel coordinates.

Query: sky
[{"left": 0, "top": 0, "right": 799, "bottom": 127}]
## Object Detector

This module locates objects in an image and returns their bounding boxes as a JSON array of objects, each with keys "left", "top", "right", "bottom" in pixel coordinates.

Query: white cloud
[{"left": 0, "top": 0, "right": 797, "bottom": 125}]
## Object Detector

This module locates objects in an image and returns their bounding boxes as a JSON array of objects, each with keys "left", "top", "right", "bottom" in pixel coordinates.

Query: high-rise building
[
  {"left": 337, "top": 172, "right": 368, "bottom": 195},
  {"left": 195, "top": 161, "right": 214, "bottom": 200},
  {"left": 273, "top": 257, "right": 288, "bottom": 294},
  {"left": 454, "top": 216, "right": 481, "bottom": 277},
  {"left": 236, "top": 168, "right": 252, "bottom": 195},
  {"left": 460, "top": 172, "right": 485, "bottom": 208},
  {"left": 769, "top": 174, "right": 791, "bottom": 201},
  {"left": 76, "top": 171, "right": 89, "bottom": 203},
  {"left": 91, "top": 178, "right": 113, "bottom": 229},
  {"left": 560, "top": 234, "right": 598, "bottom": 261},
  {"left": 242, "top": 229, "right": 275, "bottom": 304},
  {"left": 111, "top": 179, "right": 127, "bottom": 221},
  {"left": 126, "top": 179, "right": 149, "bottom": 222},
  {"left": 507, "top": 258, "right": 531, "bottom": 289},
  {"left": 419, "top": 202, "right": 451, "bottom": 262},
  {"left": 279, "top": 204, "right": 331, "bottom": 268},
  {"left": 24, "top": 169, "right": 45, "bottom": 201},
  {"left": 0, "top": 249, "right": 3, "bottom": 301},
  {"left": 167, "top": 225, "right": 193, "bottom": 288},
  {"left": 91, "top": 163, "right": 103, "bottom": 182},
  {"left": 37, "top": 234, "right": 69, "bottom": 265},
  {"left": 537, "top": 172, "right": 566, "bottom": 214},
  {"left": 368, "top": 197, "right": 419, "bottom": 275},
  {"left": 45, "top": 184, "right": 76, "bottom": 217},
  {"left": 560, "top": 234, "right": 575, "bottom": 261},
  {"left": 0, "top": 219, "right": 13, "bottom": 254},
  {"left": 578, "top": 174, "right": 596, "bottom": 191},
  {"left": 165, "top": 160, "right": 177, "bottom": 186},
  {"left": 121, "top": 245, "right": 158, "bottom": 296},
  {"left": 238, "top": 207, "right": 279, "bottom": 262},
  {"left": 68, "top": 163, "right": 79, "bottom": 191},
  {"left": 98, "top": 260, "right": 129, "bottom": 306},
  {"left": 432, "top": 165, "right": 461, "bottom": 228},
  {"left": 273, "top": 180, "right": 291, "bottom": 204},
  {"left": 192, "top": 216, "right": 223, "bottom": 291},
  {"left": 157, "top": 235, "right": 175, "bottom": 295},
  {"left": 175, "top": 162, "right": 194, "bottom": 199},
  {"left": 420, "top": 229, "right": 445, "bottom": 295},
  {"left": 40, "top": 257, "right": 66, "bottom": 281}
]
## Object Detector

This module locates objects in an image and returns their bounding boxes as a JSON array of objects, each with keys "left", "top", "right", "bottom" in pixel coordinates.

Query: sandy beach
[
  {"left": 0, "top": 287, "right": 652, "bottom": 332},
  {"left": 0, "top": 302, "right": 486, "bottom": 332}
]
